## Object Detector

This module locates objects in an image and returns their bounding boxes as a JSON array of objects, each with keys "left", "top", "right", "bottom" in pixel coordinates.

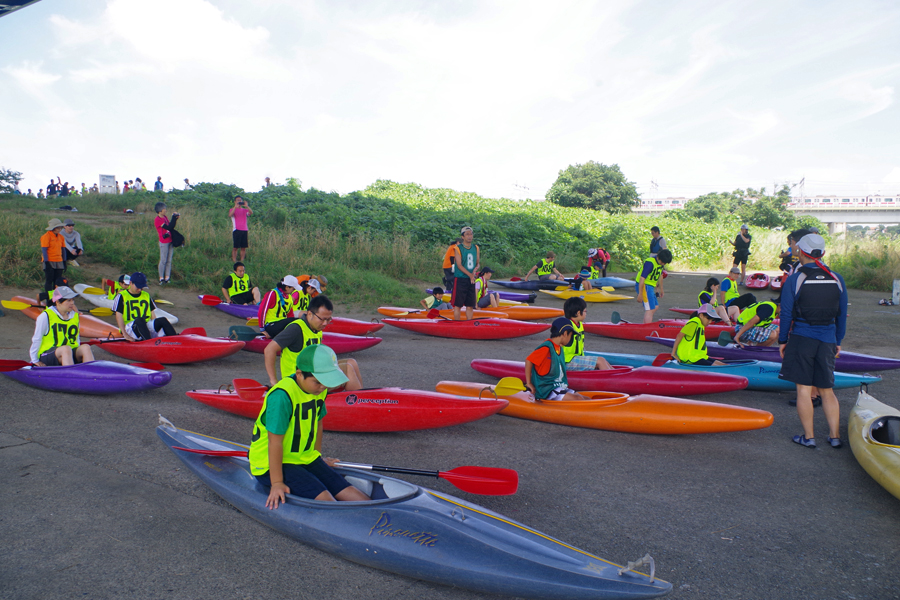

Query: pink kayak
[{"left": 240, "top": 332, "right": 382, "bottom": 355}]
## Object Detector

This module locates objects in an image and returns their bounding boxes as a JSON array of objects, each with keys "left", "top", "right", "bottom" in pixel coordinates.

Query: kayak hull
[
  {"left": 586, "top": 351, "right": 882, "bottom": 391},
  {"left": 539, "top": 289, "right": 633, "bottom": 302},
  {"left": 745, "top": 273, "right": 770, "bottom": 289},
  {"left": 849, "top": 390, "right": 900, "bottom": 501},
  {"left": 14, "top": 295, "right": 120, "bottom": 338},
  {"left": 584, "top": 319, "right": 733, "bottom": 341},
  {"left": 377, "top": 306, "right": 505, "bottom": 319},
  {"left": 645, "top": 336, "right": 900, "bottom": 372},
  {"left": 3, "top": 360, "right": 172, "bottom": 394},
  {"left": 383, "top": 318, "right": 550, "bottom": 340},
  {"left": 158, "top": 420, "right": 671, "bottom": 599},
  {"left": 428, "top": 288, "right": 537, "bottom": 304},
  {"left": 240, "top": 332, "right": 382, "bottom": 355},
  {"left": 187, "top": 386, "right": 508, "bottom": 431},
  {"left": 436, "top": 381, "right": 773, "bottom": 434},
  {"left": 88, "top": 334, "right": 245, "bottom": 364},
  {"left": 74, "top": 284, "right": 179, "bottom": 324},
  {"left": 470, "top": 359, "right": 748, "bottom": 395}
]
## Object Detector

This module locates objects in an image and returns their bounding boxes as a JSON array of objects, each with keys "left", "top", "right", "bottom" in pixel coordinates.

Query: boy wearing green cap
[{"left": 250, "top": 344, "right": 370, "bottom": 509}]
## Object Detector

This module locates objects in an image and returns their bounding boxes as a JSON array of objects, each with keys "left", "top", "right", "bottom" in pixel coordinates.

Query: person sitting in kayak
[
  {"left": 635, "top": 249, "right": 672, "bottom": 324},
  {"left": 293, "top": 278, "right": 323, "bottom": 313},
  {"left": 250, "top": 344, "right": 370, "bottom": 508},
  {"left": 29, "top": 286, "right": 96, "bottom": 367},
  {"left": 420, "top": 287, "right": 452, "bottom": 311},
  {"left": 672, "top": 304, "right": 727, "bottom": 366},
  {"left": 733, "top": 298, "right": 780, "bottom": 347},
  {"left": 523, "top": 251, "right": 565, "bottom": 281},
  {"left": 475, "top": 267, "right": 502, "bottom": 308},
  {"left": 258, "top": 275, "right": 300, "bottom": 338},
  {"left": 698, "top": 277, "right": 732, "bottom": 325},
  {"left": 264, "top": 294, "right": 363, "bottom": 392},
  {"left": 524, "top": 317, "right": 588, "bottom": 402},
  {"left": 563, "top": 297, "right": 612, "bottom": 371},
  {"left": 587, "top": 248, "right": 611, "bottom": 278},
  {"left": 568, "top": 267, "right": 594, "bottom": 291},
  {"left": 103, "top": 274, "right": 130, "bottom": 301},
  {"left": 221, "top": 262, "right": 261, "bottom": 305},
  {"left": 113, "top": 272, "right": 177, "bottom": 342},
  {"left": 720, "top": 267, "right": 757, "bottom": 322}
]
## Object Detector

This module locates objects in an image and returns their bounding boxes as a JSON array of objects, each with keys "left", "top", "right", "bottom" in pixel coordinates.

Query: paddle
[
  {"left": 494, "top": 376, "right": 527, "bottom": 395},
  {"left": 717, "top": 332, "right": 734, "bottom": 346},
  {"left": 651, "top": 353, "right": 672, "bottom": 367},
  {"left": 181, "top": 327, "right": 207, "bottom": 336},
  {"left": 232, "top": 378, "right": 268, "bottom": 400},
  {"left": 155, "top": 299, "right": 174, "bottom": 306},
  {"left": 201, "top": 295, "right": 223, "bottom": 306},
  {"left": 228, "top": 325, "right": 259, "bottom": 342},
  {"left": 610, "top": 311, "right": 632, "bottom": 324},
  {"left": 170, "top": 446, "right": 518, "bottom": 495},
  {"left": 80, "top": 286, "right": 105, "bottom": 295},
  {"left": 246, "top": 318, "right": 259, "bottom": 327},
  {"left": 2, "top": 299, "right": 113, "bottom": 317}
]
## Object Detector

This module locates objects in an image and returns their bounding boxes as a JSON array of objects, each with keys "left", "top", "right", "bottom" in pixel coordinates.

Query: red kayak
[
  {"left": 583, "top": 319, "right": 734, "bottom": 341},
  {"left": 770, "top": 275, "right": 784, "bottom": 291},
  {"left": 745, "top": 273, "right": 770, "bottom": 289},
  {"left": 186, "top": 383, "right": 508, "bottom": 431},
  {"left": 382, "top": 318, "right": 550, "bottom": 340},
  {"left": 326, "top": 317, "right": 384, "bottom": 336},
  {"left": 470, "top": 359, "right": 748, "bottom": 395},
  {"left": 88, "top": 335, "right": 245, "bottom": 364},
  {"left": 240, "top": 332, "right": 382, "bottom": 355}
]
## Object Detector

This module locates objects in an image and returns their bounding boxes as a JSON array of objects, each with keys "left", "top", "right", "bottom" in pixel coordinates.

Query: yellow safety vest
[
  {"left": 226, "top": 273, "right": 251, "bottom": 297},
  {"left": 738, "top": 301, "right": 777, "bottom": 328},
  {"left": 563, "top": 320, "right": 586, "bottom": 363},
  {"left": 723, "top": 279, "right": 740, "bottom": 303},
  {"left": 117, "top": 290, "right": 152, "bottom": 322},
  {"left": 279, "top": 317, "right": 323, "bottom": 379},
  {"left": 635, "top": 258, "right": 663, "bottom": 287},
  {"left": 38, "top": 308, "right": 80, "bottom": 356},
  {"left": 675, "top": 317, "right": 708, "bottom": 364},
  {"left": 248, "top": 375, "right": 326, "bottom": 475},
  {"left": 537, "top": 259, "right": 554, "bottom": 276},
  {"left": 264, "top": 289, "right": 295, "bottom": 326},
  {"left": 698, "top": 290, "right": 718, "bottom": 308},
  {"left": 107, "top": 281, "right": 126, "bottom": 301},
  {"left": 294, "top": 290, "right": 310, "bottom": 312}
]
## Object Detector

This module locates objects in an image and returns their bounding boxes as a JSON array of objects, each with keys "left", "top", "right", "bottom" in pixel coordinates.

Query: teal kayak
[{"left": 586, "top": 351, "right": 882, "bottom": 391}]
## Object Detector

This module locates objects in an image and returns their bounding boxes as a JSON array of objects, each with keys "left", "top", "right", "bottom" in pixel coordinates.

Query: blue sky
[{"left": 2, "top": 0, "right": 899, "bottom": 200}]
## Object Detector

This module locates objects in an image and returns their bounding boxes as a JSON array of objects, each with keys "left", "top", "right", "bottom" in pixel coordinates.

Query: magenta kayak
[
  {"left": 382, "top": 318, "right": 550, "bottom": 340},
  {"left": 240, "top": 332, "right": 382, "bottom": 355},
  {"left": 470, "top": 359, "right": 748, "bottom": 396}
]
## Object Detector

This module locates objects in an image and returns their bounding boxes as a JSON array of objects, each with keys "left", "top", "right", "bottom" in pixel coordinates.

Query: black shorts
[
  {"left": 39, "top": 347, "right": 62, "bottom": 366},
  {"left": 452, "top": 277, "right": 476, "bottom": 308},
  {"left": 779, "top": 334, "right": 837, "bottom": 389},
  {"left": 726, "top": 293, "right": 756, "bottom": 310},
  {"left": 255, "top": 456, "right": 351, "bottom": 499},
  {"left": 733, "top": 255, "right": 748, "bottom": 265},
  {"left": 683, "top": 358, "right": 716, "bottom": 366},
  {"left": 233, "top": 230, "right": 249, "bottom": 249},
  {"left": 230, "top": 291, "right": 255, "bottom": 305}
]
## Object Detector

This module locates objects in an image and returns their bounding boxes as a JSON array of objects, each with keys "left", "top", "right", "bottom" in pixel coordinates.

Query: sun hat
[
  {"left": 797, "top": 234, "right": 825, "bottom": 258},
  {"left": 46, "top": 218, "right": 64, "bottom": 231},
  {"left": 51, "top": 286, "right": 78, "bottom": 303},
  {"left": 282, "top": 275, "right": 300, "bottom": 289},
  {"left": 130, "top": 272, "right": 148, "bottom": 289},
  {"left": 295, "top": 345, "right": 348, "bottom": 387},
  {"left": 698, "top": 304, "right": 722, "bottom": 321}
]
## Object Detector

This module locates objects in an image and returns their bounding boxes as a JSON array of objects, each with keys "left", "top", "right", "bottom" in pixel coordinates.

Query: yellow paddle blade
[
  {"left": 155, "top": 299, "right": 174, "bottom": 305},
  {"left": 601, "top": 286, "right": 615, "bottom": 292},
  {"left": 1, "top": 300, "right": 31, "bottom": 310},
  {"left": 246, "top": 317, "right": 259, "bottom": 327},
  {"left": 89, "top": 307, "right": 114, "bottom": 317},
  {"left": 80, "top": 286, "right": 105, "bottom": 295},
  {"left": 495, "top": 376, "right": 526, "bottom": 396}
]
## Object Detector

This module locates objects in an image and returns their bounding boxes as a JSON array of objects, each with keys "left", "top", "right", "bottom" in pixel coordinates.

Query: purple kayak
[
  {"left": 198, "top": 295, "right": 258, "bottom": 319},
  {"left": 2, "top": 360, "right": 173, "bottom": 394},
  {"left": 645, "top": 336, "right": 900, "bottom": 372},
  {"left": 427, "top": 288, "right": 536, "bottom": 303}
]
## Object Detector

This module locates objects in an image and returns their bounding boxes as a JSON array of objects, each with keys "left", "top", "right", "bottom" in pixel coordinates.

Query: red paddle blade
[
  {"left": 131, "top": 362, "right": 166, "bottom": 371},
  {"left": 181, "top": 327, "right": 207, "bottom": 336},
  {"left": 510, "top": 276, "right": 522, "bottom": 281},
  {"left": 426, "top": 308, "right": 440, "bottom": 318},
  {"left": 232, "top": 378, "right": 268, "bottom": 401},
  {"left": 0, "top": 359, "right": 31, "bottom": 372},
  {"left": 651, "top": 353, "right": 672, "bottom": 367},
  {"left": 201, "top": 295, "right": 223, "bottom": 306},
  {"left": 438, "top": 466, "right": 519, "bottom": 496}
]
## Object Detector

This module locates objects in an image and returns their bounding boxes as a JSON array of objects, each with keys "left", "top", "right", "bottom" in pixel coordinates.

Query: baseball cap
[
  {"left": 797, "top": 234, "right": 825, "bottom": 257},
  {"left": 51, "top": 286, "right": 78, "bottom": 302},
  {"left": 64, "top": 218, "right": 75, "bottom": 226},
  {"left": 282, "top": 275, "right": 300, "bottom": 289},
  {"left": 295, "top": 345, "right": 348, "bottom": 387},
  {"left": 698, "top": 304, "right": 722, "bottom": 321},
  {"left": 729, "top": 267, "right": 741, "bottom": 274},
  {"left": 307, "top": 279, "right": 322, "bottom": 293},
  {"left": 741, "top": 224, "right": 749, "bottom": 230},
  {"left": 460, "top": 226, "right": 473, "bottom": 234},
  {"left": 130, "top": 272, "right": 148, "bottom": 288},
  {"left": 588, "top": 248, "right": 598, "bottom": 257},
  {"left": 550, "top": 317, "right": 575, "bottom": 344},
  {"left": 809, "top": 226, "right": 820, "bottom": 234}
]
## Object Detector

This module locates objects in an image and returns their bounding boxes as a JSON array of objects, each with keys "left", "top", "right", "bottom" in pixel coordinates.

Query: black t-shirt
[
  {"left": 48, "top": 183, "right": 58, "bottom": 195},
  {"left": 734, "top": 234, "right": 752, "bottom": 251},
  {"left": 272, "top": 317, "right": 314, "bottom": 353}
]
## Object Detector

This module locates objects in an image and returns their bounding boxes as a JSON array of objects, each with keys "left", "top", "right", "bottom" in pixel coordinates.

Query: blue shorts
[
  {"left": 635, "top": 282, "right": 658, "bottom": 310},
  {"left": 255, "top": 456, "right": 351, "bottom": 499},
  {"left": 566, "top": 355, "right": 597, "bottom": 371}
]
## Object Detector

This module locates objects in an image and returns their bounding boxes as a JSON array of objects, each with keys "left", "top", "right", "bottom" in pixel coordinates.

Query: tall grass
[{"left": 829, "top": 239, "right": 900, "bottom": 291}]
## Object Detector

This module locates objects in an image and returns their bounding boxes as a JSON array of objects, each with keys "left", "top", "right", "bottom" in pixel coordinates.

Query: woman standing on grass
[{"left": 154, "top": 202, "right": 179, "bottom": 285}]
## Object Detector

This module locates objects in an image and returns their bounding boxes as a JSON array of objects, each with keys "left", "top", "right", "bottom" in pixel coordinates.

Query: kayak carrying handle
[
  {"left": 618, "top": 553, "right": 656, "bottom": 583},
  {"left": 477, "top": 386, "right": 498, "bottom": 401}
]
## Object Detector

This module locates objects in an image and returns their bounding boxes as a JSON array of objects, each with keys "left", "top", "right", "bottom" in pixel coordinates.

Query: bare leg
[
  {"left": 336, "top": 486, "right": 370, "bottom": 501},
  {"left": 232, "top": 248, "right": 238, "bottom": 262},
  {"left": 760, "top": 330, "right": 778, "bottom": 347},
  {"left": 820, "top": 388, "right": 840, "bottom": 439},
  {"left": 55, "top": 345, "right": 75, "bottom": 366},
  {"left": 453, "top": 306, "right": 462, "bottom": 320},
  {"left": 594, "top": 357, "right": 612, "bottom": 370},
  {"left": 466, "top": 305, "right": 474, "bottom": 320},
  {"left": 740, "top": 263, "right": 747, "bottom": 284},
  {"left": 716, "top": 304, "right": 731, "bottom": 325},
  {"left": 252, "top": 287, "right": 261, "bottom": 304},
  {"left": 75, "top": 344, "right": 95, "bottom": 363},
  {"left": 489, "top": 293, "right": 500, "bottom": 308},
  {"left": 240, "top": 248, "right": 247, "bottom": 261},
  {"left": 643, "top": 307, "right": 657, "bottom": 324},
  {"left": 338, "top": 359, "right": 363, "bottom": 391},
  {"left": 796, "top": 384, "right": 816, "bottom": 440}
]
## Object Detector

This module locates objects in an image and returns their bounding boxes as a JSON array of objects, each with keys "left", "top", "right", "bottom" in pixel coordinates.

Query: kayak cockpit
[{"left": 870, "top": 416, "right": 900, "bottom": 447}]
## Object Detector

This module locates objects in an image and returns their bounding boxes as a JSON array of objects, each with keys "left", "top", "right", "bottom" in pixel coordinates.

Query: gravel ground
[{"left": 1, "top": 271, "right": 899, "bottom": 600}]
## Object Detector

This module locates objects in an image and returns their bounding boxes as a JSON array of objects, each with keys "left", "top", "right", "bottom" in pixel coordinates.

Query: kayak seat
[{"left": 871, "top": 417, "right": 900, "bottom": 446}]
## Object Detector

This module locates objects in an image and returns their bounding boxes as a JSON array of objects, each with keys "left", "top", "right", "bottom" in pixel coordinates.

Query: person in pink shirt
[
  {"left": 229, "top": 196, "right": 253, "bottom": 262},
  {"left": 154, "top": 202, "right": 180, "bottom": 285}
]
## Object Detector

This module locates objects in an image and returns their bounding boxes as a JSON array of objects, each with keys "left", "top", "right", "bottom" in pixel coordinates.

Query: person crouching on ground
[
  {"left": 523, "top": 251, "right": 565, "bottom": 281},
  {"left": 635, "top": 249, "right": 672, "bottom": 324},
  {"left": 251, "top": 344, "right": 370, "bottom": 508},
  {"left": 587, "top": 248, "right": 610, "bottom": 278},
  {"left": 524, "top": 317, "right": 588, "bottom": 402},
  {"left": 29, "top": 286, "right": 95, "bottom": 367},
  {"left": 672, "top": 304, "right": 727, "bottom": 366},
  {"left": 61, "top": 219, "right": 84, "bottom": 266},
  {"left": 113, "top": 272, "right": 177, "bottom": 341},
  {"left": 563, "top": 297, "right": 613, "bottom": 371},
  {"left": 222, "top": 262, "right": 261, "bottom": 305},
  {"left": 733, "top": 297, "right": 780, "bottom": 347},
  {"left": 264, "top": 294, "right": 363, "bottom": 392}
]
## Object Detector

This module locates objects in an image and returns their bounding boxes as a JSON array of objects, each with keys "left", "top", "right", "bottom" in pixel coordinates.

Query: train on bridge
[{"left": 635, "top": 194, "right": 899, "bottom": 211}]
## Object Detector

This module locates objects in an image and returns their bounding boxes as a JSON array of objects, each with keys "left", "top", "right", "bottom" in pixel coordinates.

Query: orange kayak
[
  {"left": 377, "top": 306, "right": 506, "bottom": 319},
  {"left": 479, "top": 305, "right": 563, "bottom": 320},
  {"left": 435, "top": 381, "right": 774, "bottom": 435},
  {"left": 13, "top": 295, "right": 121, "bottom": 338}
]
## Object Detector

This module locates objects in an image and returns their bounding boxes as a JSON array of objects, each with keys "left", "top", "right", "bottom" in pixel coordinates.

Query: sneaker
[
  {"left": 159, "top": 279, "right": 165, "bottom": 286},
  {"left": 792, "top": 434, "right": 816, "bottom": 448},
  {"left": 828, "top": 437, "right": 842, "bottom": 449},
  {"left": 68, "top": 259, "right": 80, "bottom": 267}
]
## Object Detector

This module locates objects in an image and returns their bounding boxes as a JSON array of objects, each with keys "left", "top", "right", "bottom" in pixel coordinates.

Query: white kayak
[{"left": 74, "top": 283, "right": 180, "bottom": 325}]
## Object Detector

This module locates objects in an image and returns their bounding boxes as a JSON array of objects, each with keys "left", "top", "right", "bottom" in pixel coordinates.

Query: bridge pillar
[{"left": 828, "top": 222, "right": 847, "bottom": 235}]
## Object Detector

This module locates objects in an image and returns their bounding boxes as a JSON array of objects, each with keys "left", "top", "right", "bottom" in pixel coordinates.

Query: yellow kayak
[
  {"left": 849, "top": 389, "right": 900, "bottom": 501},
  {"left": 539, "top": 289, "right": 633, "bottom": 302}
]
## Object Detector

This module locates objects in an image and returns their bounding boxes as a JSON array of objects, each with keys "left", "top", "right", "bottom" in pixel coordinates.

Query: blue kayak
[
  {"left": 492, "top": 279, "right": 566, "bottom": 291},
  {"left": 589, "top": 277, "right": 635, "bottom": 289},
  {"left": 587, "top": 351, "right": 882, "bottom": 391},
  {"left": 157, "top": 418, "right": 671, "bottom": 599}
]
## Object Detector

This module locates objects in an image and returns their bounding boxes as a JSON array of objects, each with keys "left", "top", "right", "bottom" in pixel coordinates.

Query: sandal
[
  {"left": 792, "top": 434, "right": 816, "bottom": 448},
  {"left": 828, "top": 437, "right": 842, "bottom": 449}
]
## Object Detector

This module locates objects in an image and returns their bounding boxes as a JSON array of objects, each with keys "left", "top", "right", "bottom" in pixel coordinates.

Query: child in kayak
[
  {"left": 250, "top": 344, "right": 370, "bottom": 508},
  {"left": 563, "top": 298, "right": 612, "bottom": 371},
  {"left": 258, "top": 275, "right": 300, "bottom": 338},
  {"left": 29, "top": 286, "right": 96, "bottom": 366},
  {"left": 221, "top": 262, "right": 261, "bottom": 305},
  {"left": 475, "top": 268, "right": 502, "bottom": 308},
  {"left": 113, "top": 272, "right": 177, "bottom": 341},
  {"left": 420, "top": 287, "right": 452, "bottom": 310},
  {"left": 523, "top": 251, "right": 565, "bottom": 281},
  {"left": 524, "top": 317, "right": 588, "bottom": 402},
  {"left": 672, "top": 304, "right": 727, "bottom": 366},
  {"left": 103, "top": 274, "right": 130, "bottom": 301},
  {"left": 698, "top": 277, "right": 732, "bottom": 325},
  {"left": 568, "top": 267, "right": 594, "bottom": 291}
]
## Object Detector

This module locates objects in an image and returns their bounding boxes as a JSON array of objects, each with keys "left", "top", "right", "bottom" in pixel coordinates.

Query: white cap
[
  {"left": 282, "top": 275, "right": 300, "bottom": 288},
  {"left": 52, "top": 286, "right": 78, "bottom": 302},
  {"left": 588, "top": 248, "right": 598, "bottom": 257},
  {"left": 698, "top": 304, "right": 722, "bottom": 321},
  {"left": 308, "top": 279, "right": 322, "bottom": 293},
  {"left": 797, "top": 234, "right": 825, "bottom": 257}
]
